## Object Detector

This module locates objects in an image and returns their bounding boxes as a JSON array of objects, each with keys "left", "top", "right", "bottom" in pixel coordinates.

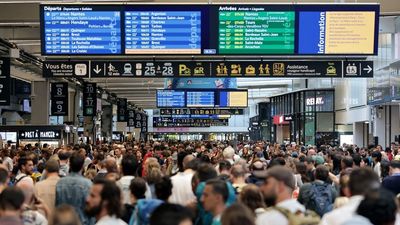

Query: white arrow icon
[
  {"left": 363, "top": 65, "right": 372, "bottom": 74},
  {"left": 93, "top": 65, "right": 102, "bottom": 74}
]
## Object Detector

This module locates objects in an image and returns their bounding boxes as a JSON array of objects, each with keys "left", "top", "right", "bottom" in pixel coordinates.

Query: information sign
[
  {"left": 83, "top": 83, "right": 97, "bottom": 116},
  {"left": 51, "top": 82, "right": 68, "bottom": 116}
]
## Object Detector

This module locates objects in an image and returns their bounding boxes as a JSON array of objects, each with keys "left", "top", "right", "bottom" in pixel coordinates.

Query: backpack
[
  {"left": 270, "top": 206, "right": 320, "bottom": 225},
  {"left": 129, "top": 199, "right": 163, "bottom": 225},
  {"left": 10, "top": 175, "right": 28, "bottom": 186},
  {"left": 309, "top": 183, "right": 333, "bottom": 216}
]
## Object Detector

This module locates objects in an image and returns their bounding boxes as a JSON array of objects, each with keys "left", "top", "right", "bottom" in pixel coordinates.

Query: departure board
[
  {"left": 42, "top": 6, "right": 121, "bottom": 54},
  {"left": 157, "top": 90, "right": 185, "bottom": 108},
  {"left": 218, "top": 9, "right": 295, "bottom": 54},
  {"left": 125, "top": 11, "right": 201, "bottom": 54},
  {"left": 187, "top": 91, "right": 215, "bottom": 107}
]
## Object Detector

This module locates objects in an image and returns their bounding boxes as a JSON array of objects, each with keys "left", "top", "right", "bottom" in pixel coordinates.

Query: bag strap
[{"left": 15, "top": 175, "right": 28, "bottom": 184}]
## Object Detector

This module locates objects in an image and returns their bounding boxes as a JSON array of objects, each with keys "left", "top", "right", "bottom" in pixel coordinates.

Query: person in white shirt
[
  {"left": 320, "top": 167, "right": 380, "bottom": 225},
  {"left": 256, "top": 166, "right": 306, "bottom": 225},
  {"left": 169, "top": 153, "right": 196, "bottom": 205},
  {"left": 85, "top": 178, "right": 127, "bottom": 225},
  {"left": 117, "top": 155, "right": 138, "bottom": 204}
]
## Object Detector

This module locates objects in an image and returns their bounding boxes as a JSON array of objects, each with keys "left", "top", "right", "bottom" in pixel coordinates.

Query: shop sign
[
  {"left": 273, "top": 115, "right": 289, "bottom": 125},
  {"left": 306, "top": 97, "right": 325, "bottom": 106},
  {"left": 284, "top": 115, "right": 293, "bottom": 121},
  {"left": 18, "top": 130, "right": 61, "bottom": 140}
]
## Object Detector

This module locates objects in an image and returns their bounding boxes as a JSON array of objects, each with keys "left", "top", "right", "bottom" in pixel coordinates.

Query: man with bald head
[{"left": 169, "top": 152, "right": 196, "bottom": 205}]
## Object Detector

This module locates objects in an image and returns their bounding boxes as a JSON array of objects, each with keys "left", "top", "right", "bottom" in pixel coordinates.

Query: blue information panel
[
  {"left": 125, "top": 11, "right": 201, "bottom": 54},
  {"left": 157, "top": 90, "right": 185, "bottom": 108},
  {"left": 186, "top": 91, "right": 215, "bottom": 107},
  {"left": 42, "top": 6, "right": 121, "bottom": 54}
]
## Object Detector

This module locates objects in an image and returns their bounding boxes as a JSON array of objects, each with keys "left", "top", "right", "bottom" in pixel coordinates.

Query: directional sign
[
  {"left": 0, "top": 58, "right": 10, "bottom": 106},
  {"left": 43, "top": 61, "right": 89, "bottom": 77},
  {"left": 43, "top": 60, "right": 373, "bottom": 78},
  {"left": 343, "top": 61, "right": 374, "bottom": 78}
]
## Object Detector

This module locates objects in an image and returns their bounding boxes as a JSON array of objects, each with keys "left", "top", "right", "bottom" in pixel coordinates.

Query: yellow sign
[
  {"left": 216, "top": 63, "right": 228, "bottom": 76},
  {"left": 193, "top": 66, "right": 205, "bottom": 76},
  {"left": 326, "top": 65, "right": 337, "bottom": 75},
  {"left": 231, "top": 64, "right": 242, "bottom": 75},
  {"left": 179, "top": 64, "right": 191, "bottom": 76},
  {"left": 245, "top": 65, "right": 256, "bottom": 75},
  {"left": 259, "top": 64, "right": 271, "bottom": 76},
  {"left": 273, "top": 63, "right": 285, "bottom": 76}
]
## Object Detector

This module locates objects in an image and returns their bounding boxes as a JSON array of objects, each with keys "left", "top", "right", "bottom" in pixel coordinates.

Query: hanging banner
[
  {"left": 117, "top": 98, "right": 127, "bottom": 122},
  {"left": 0, "top": 58, "right": 10, "bottom": 106},
  {"left": 83, "top": 83, "right": 97, "bottom": 116},
  {"left": 51, "top": 82, "right": 68, "bottom": 116}
]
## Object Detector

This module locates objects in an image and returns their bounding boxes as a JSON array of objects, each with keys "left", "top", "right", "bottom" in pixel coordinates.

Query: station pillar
[{"left": 31, "top": 81, "right": 50, "bottom": 125}]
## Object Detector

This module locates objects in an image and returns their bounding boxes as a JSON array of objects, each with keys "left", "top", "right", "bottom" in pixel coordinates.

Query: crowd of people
[{"left": 0, "top": 140, "right": 399, "bottom": 225}]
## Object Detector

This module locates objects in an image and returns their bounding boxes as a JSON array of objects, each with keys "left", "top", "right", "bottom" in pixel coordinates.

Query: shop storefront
[
  {"left": 0, "top": 125, "right": 65, "bottom": 147},
  {"left": 270, "top": 89, "right": 335, "bottom": 146}
]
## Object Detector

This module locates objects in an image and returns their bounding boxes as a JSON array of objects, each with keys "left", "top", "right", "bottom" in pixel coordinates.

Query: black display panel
[
  {"left": 83, "top": 83, "right": 97, "bottom": 116},
  {"left": 51, "top": 82, "right": 68, "bottom": 116},
  {"left": 0, "top": 58, "right": 10, "bottom": 106},
  {"left": 117, "top": 98, "right": 127, "bottom": 122},
  {"left": 40, "top": 4, "right": 379, "bottom": 56}
]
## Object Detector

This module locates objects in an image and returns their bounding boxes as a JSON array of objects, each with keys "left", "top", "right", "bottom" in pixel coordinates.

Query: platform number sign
[
  {"left": 117, "top": 98, "right": 127, "bottom": 122},
  {"left": 141, "top": 115, "right": 148, "bottom": 133},
  {"left": 135, "top": 111, "right": 142, "bottom": 128},
  {"left": 128, "top": 109, "right": 135, "bottom": 127},
  {"left": 0, "top": 58, "right": 10, "bottom": 106},
  {"left": 83, "top": 83, "right": 97, "bottom": 116},
  {"left": 51, "top": 82, "right": 68, "bottom": 116}
]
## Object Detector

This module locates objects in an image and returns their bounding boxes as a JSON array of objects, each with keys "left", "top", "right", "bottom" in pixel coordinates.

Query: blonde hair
[{"left": 145, "top": 157, "right": 162, "bottom": 184}]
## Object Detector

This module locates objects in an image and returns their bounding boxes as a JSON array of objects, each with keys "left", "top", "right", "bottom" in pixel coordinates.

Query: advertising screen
[
  {"left": 186, "top": 91, "right": 215, "bottom": 107},
  {"left": 41, "top": 5, "right": 121, "bottom": 55},
  {"left": 156, "top": 90, "right": 185, "bottom": 108}
]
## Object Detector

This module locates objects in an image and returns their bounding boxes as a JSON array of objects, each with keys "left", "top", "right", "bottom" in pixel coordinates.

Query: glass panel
[
  {"left": 316, "top": 112, "right": 334, "bottom": 132},
  {"left": 305, "top": 113, "right": 315, "bottom": 145}
]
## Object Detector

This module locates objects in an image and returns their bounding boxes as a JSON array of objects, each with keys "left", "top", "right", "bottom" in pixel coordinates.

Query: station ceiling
[{"left": 0, "top": 0, "right": 396, "bottom": 108}]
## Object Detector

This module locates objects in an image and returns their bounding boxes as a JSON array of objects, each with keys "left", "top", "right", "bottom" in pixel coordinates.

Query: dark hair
[
  {"left": 0, "top": 187, "right": 25, "bottom": 210},
  {"left": 380, "top": 160, "right": 390, "bottom": 179},
  {"left": 129, "top": 177, "right": 147, "bottom": 199},
  {"left": 332, "top": 153, "right": 342, "bottom": 175},
  {"left": 155, "top": 176, "right": 173, "bottom": 201},
  {"left": 371, "top": 151, "right": 382, "bottom": 162},
  {"left": 349, "top": 168, "right": 380, "bottom": 196},
  {"left": 69, "top": 152, "right": 85, "bottom": 173},
  {"left": 341, "top": 156, "right": 354, "bottom": 169},
  {"left": 121, "top": 155, "right": 138, "bottom": 176},
  {"left": 149, "top": 203, "right": 193, "bottom": 225},
  {"left": 46, "top": 159, "right": 60, "bottom": 173},
  {"left": 390, "top": 160, "right": 400, "bottom": 169},
  {"left": 219, "top": 160, "right": 232, "bottom": 173},
  {"left": 221, "top": 203, "right": 255, "bottom": 225},
  {"left": 196, "top": 164, "right": 218, "bottom": 182},
  {"left": 239, "top": 184, "right": 265, "bottom": 212},
  {"left": 58, "top": 150, "right": 71, "bottom": 161},
  {"left": 357, "top": 188, "right": 397, "bottom": 225},
  {"left": 295, "top": 162, "right": 310, "bottom": 183},
  {"left": 177, "top": 151, "right": 189, "bottom": 172},
  {"left": 205, "top": 179, "right": 229, "bottom": 203},
  {"left": 315, "top": 165, "right": 329, "bottom": 182},
  {"left": 0, "top": 167, "right": 8, "bottom": 184},
  {"left": 17, "top": 156, "right": 32, "bottom": 171},
  {"left": 352, "top": 154, "right": 362, "bottom": 167},
  {"left": 268, "top": 157, "right": 286, "bottom": 168},
  {"left": 93, "top": 179, "right": 122, "bottom": 218}
]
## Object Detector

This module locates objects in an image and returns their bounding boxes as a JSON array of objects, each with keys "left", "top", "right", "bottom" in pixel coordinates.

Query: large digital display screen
[
  {"left": 156, "top": 90, "right": 185, "bottom": 108},
  {"left": 186, "top": 91, "right": 215, "bottom": 107},
  {"left": 218, "top": 8, "right": 295, "bottom": 54},
  {"left": 298, "top": 10, "right": 376, "bottom": 54},
  {"left": 41, "top": 5, "right": 121, "bottom": 55},
  {"left": 219, "top": 91, "right": 248, "bottom": 107},
  {"left": 40, "top": 4, "right": 379, "bottom": 56},
  {"left": 125, "top": 11, "right": 201, "bottom": 54}
]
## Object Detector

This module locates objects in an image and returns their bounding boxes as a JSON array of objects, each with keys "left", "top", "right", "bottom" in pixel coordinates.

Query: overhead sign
[
  {"left": 43, "top": 61, "right": 89, "bottom": 77},
  {"left": 0, "top": 58, "right": 10, "bottom": 106},
  {"left": 141, "top": 115, "right": 148, "bottom": 133},
  {"left": 343, "top": 61, "right": 374, "bottom": 77},
  {"left": 51, "top": 82, "right": 68, "bottom": 116},
  {"left": 160, "top": 108, "right": 243, "bottom": 115},
  {"left": 83, "top": 83, "right": 97, "bottom": 116},
  {"left": 117, "top": 98, "right": 127, "bottom": 122},
  {"left": 127, "top": 109, "right": 135, "bottom": 127},
  {"left": 153, "top": 117, "right": 229, "bottom": 127},
  {"left": 164, "top": 78, "right": 237, "bottom": 89},
  {"left": 156, "top": 90, "right": 185, "bottom": 108},
  {"left": 18, "top": 130, "right": 61, "bottom": 140},
  {"left": 40, "top": 4, "right": 379, "bottom": 56},
  {"left": 41, "top": 5, "right": 121, "bottom": 55},
  {"left": 43, "top": 60, "right": 372, "bottom": 78},
  {"left": 135, "top": 111, "right": 142, "bottom": 128}
]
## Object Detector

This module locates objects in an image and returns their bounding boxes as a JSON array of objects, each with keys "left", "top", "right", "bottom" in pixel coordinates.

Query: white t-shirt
[
  {"left": 96, "top": 216, "right": 127, "bottom": 225},
  {"left": 169, "top": 170, "right": 196, "bottom": 205},
  {"left": 117, "top": 176, "right": 135, "bottom": 204},
  {"left": 320, "top": 195, "right": 363, "bottom": 225}
]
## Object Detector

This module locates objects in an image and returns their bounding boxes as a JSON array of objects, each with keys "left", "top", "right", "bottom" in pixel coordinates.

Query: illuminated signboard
[
  {"left": 186, "top": 91, "right": 215, "bottom": 107},
  {"left": 41, "top": 5, "right": 121, "bottom": 55},
  {"left": 218, "top": 91, "right": 248, "bottom": 107},
  {"left": 156, "top": 90, "right": 185, "bottom": 108}
]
